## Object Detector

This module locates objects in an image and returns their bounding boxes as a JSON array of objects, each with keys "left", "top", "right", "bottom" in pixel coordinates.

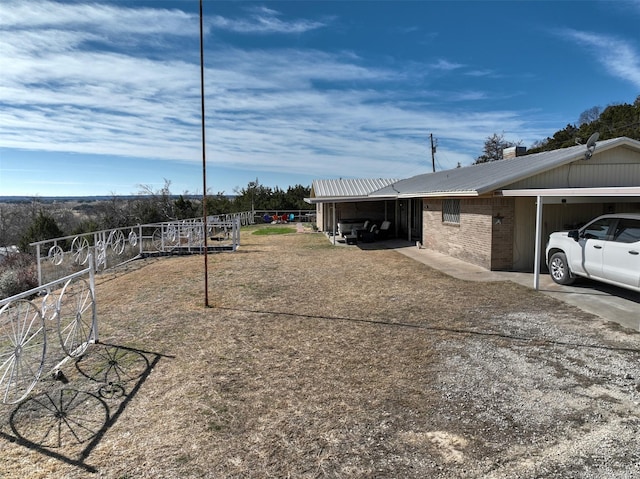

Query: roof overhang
[
  {"left": 397, "top": 191, "right": 480, "bottom": 199},
  {"left": 499, "top": 186, "right": 640, "bottom": 197},
  {"left": 305, "top": 195, "right": 397, "bottom": 204}
]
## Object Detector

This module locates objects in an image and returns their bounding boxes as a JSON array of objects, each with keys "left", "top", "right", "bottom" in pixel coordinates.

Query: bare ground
[{"left": 1, "top": 226, "right": 640, "bottom": 478}]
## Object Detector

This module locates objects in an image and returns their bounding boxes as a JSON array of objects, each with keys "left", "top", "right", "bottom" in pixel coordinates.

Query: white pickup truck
[{"left": 545, "top": 213, "right": 640, "bottom": 292}]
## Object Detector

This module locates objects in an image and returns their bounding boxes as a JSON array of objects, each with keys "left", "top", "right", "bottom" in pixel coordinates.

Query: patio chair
[
  {"left": 361, "top": 223, "right": 378, "bottom": 243},
  {"left": 356, "top": 220, "right": 371, "bottom": 241},
  {"left": 377, "top": 220, "right": 391, "bottom": 239}
]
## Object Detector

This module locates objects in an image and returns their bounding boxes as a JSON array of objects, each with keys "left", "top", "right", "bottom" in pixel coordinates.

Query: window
[
  {"left": 582, "top": 218, "right": 615, "bottom": 240},
  {"left": 613, "top": 219, "right": 640, "bottom": 244},
  {"left": 442, "top": 199, "right": 460, "bottom": 224}
]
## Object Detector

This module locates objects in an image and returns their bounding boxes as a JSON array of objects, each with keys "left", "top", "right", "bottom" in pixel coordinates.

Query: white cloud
[
  {"left": 2, "top": 0, "right": 196, "bottom": 36},
  {"left": 562, "top": 29, "right": 640, "bottom": 89},
  {"left": 0, "top": 0, "right": 552, "bottom": 183},
  {"left": 209, "top": 6, "right": 326, "bottom": 34},
  {"left": 432, "top": 59, "right": 464, "bottom": 71}
]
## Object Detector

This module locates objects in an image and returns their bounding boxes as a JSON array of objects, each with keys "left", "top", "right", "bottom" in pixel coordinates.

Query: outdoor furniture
[
  {"left": 378, "top": 220, "right": 391, "bottom": 239},
  {"left": 337, "top": 219, "right": 366, "bottom": 237},
  {"left": 361, "top": 224, "right": 378, "bottom": 243}
]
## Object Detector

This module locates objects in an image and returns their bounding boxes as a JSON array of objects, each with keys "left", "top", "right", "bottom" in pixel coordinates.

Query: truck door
[
  {"left": 602, "top": 219, "right": 640, "bottom": 289},
  {"left": 575, "top": 217, "right": 615, "bottom": 278}
]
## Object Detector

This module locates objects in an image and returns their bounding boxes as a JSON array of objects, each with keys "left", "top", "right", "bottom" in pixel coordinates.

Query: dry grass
[{"left": 1, "top": 225, "right": 639, "bottom": 478}]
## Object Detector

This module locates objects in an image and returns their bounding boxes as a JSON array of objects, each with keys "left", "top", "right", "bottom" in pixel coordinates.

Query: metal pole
[
  {"left": 89, "top": 253, "right": 98, "bottom": 343},
  {"left": 199, "top": 0, "right": 210, "bottom": 307},
  {"left": 332, "top": 202, "right": 336, "bottom": 245},
  {"left": 533, "top": 195, "right": 543, "bottom": 290},
  {"left": 36, "top": 243, "right": 42, "bottom": 287}
]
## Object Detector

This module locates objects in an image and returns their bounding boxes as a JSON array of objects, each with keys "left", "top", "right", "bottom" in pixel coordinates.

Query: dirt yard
[{"left": 1, "top": 226, "right": 639, "bottom": 478}]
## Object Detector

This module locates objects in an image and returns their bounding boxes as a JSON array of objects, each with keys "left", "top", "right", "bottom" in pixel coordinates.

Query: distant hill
[{"left": 0, "top": 195, "right": 217, "bottom": 203}]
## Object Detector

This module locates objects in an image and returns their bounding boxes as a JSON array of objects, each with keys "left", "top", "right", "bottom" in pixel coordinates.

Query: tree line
[
  {"left": 475, "top": 95, "right": 640, "bottom": 163},
  {"left": 0, "top": 180, "right": 312, "bottom": 252}
]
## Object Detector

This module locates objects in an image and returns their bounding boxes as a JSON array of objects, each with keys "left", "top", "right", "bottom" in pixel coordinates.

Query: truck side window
[{"left": 613, "top": 219, "right": 640, "bottom": 244}]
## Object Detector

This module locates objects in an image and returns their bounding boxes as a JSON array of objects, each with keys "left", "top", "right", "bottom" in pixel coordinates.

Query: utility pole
[
  {"left": 430, "top": 133, "right": 437, "bottom": 172},
  {"left": 199, "top": 0, "right": 210, "bottom": 308}
]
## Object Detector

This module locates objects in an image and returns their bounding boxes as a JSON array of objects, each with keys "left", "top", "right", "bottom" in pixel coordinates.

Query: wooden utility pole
[
  {"left": 430, "top": 133, "right": 437, "bottom": 172},
  {"left": 199, "top": 0, "right": 210, "bottom": 307}
]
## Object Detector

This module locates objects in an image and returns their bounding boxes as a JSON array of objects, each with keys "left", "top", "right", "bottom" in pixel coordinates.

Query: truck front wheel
[{"left": 549, "top": 252, "right": 575, "bottom": 285}]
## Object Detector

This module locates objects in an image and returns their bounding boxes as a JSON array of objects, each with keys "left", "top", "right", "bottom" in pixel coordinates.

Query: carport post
[
  {"left": 407, "top": 200, "right": 412, "bottom": 241},
  {"left": 332, "top": 202, "right": 336, "bottom": 245},
  {"left": 533, "top": 195, "right": 544, "bottom": 290}
]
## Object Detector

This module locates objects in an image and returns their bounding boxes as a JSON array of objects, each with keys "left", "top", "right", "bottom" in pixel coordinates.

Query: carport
[{"left": 501, "top": 186, "right": 640, "bottom": 290}]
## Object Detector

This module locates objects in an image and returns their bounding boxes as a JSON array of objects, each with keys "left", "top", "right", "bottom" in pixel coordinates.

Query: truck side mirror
[{"left": 568, "top": 230, "right": 580, "bottom": 242}]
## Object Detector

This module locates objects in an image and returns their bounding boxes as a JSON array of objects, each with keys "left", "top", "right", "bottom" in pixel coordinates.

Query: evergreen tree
[{"left": 19, "top": 211, "right": 65, "bottom": 252}]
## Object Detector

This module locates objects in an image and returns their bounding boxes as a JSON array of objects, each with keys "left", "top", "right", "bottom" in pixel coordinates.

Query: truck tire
[{"left": 549, "top": 252, "right": 575, "bottom": 285}]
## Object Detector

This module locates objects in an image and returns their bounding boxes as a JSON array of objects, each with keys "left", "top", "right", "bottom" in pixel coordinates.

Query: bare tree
[
  {"left": 474, "top": 133, "right": 516, "bottom": 164},
  {"left": 578, "top": 106, "right": 602, "bottom": 126}
]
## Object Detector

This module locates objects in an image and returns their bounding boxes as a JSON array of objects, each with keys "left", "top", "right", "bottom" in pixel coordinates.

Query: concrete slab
[{"left": 385, "top": 240, "right": 640, "bottom": 332}]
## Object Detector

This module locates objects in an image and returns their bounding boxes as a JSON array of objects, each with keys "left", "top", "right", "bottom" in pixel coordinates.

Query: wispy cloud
[
  {"left": 209, "top": 6, "right": 327, "bottom": 34},
  {"left": 2, "top": 1, "right": 196, "bottom": 38},
  {"left": 0, "top": 0, "right": 550, "bottom": 183},
  {"left": 432, "top": 59, "right": 464, "bottom": 71},
  {"left": 561, "top": 29, "right": 640, "bottom": 88}
]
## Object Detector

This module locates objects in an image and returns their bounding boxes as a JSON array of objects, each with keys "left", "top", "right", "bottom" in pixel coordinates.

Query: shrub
[{"left": 0, "top": 253, "right": 38, "bottom": 299}]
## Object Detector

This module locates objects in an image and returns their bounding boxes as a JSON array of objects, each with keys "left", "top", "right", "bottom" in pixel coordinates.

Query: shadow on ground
[{"left": 0, "top": 343, "right": 171, "bottom": 473}]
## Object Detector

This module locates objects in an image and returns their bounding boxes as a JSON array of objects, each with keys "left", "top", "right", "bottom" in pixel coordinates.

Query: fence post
[
  {"left": 36, "top": 243, "right": 43, "bottom": 287},
  {"left": 89, "top": 253, "right": 98, "bottom": 344}
]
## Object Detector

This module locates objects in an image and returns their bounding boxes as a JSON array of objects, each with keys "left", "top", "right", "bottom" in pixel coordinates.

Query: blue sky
[{"left": 1, "top": 0, "right": 640, "bottom": 197}]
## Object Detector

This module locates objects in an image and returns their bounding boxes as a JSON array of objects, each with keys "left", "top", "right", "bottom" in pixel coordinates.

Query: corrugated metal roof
[
  {"left": 371, "top": 137, "right": 640, "bottom": 198},
  {"left": 310, "top": 178, "right": 400, "bottom": 199}
]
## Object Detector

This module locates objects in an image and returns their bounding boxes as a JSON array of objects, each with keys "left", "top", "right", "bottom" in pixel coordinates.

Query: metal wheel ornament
[
  {"left": 41, "top": 291, "right": 60, "bottom": 322},
  {"left": 95, "top": 240, "right": 107, "bottom": 268},
  {"left": 110, "top": 230, "right": 125, "bottom": 255},
  {"left": 57, "top": 278, "right": 95, "bottom": 358},
  {"left": 0, "top": 300, "right": 47, "bottom": 405},
  {"left": 190, "top": 225, "right": 204, "bottom": 245},
  {"left": 71, "top": 237, "right": 90, "bottom": 265},
  {"left": 152, "top": 228, "right": 177, "bottom": 252},
  {"left": 152, "top": 228, "right": 164, "bottom": 252},
  {"left": 128, "top": 230, "right": 138, "bottom": 247},
  {"left": 166, "top": 224, "right": 179, "bottom": 244},
  {"left": 47, "top": 245, "right": 64, "bottom": 265}
]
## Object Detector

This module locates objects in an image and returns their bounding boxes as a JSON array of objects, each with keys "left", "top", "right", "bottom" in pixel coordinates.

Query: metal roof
[
  {"left": 370, "top": 137, "right": 640, "bottom": 198},
  {"left": 308, "top": 178, "right": 399, "bottom": 203}
]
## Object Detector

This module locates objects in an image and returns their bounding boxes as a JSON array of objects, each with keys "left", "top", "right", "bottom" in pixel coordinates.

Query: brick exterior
[{"left": 422, "top": 197, "right": 515, "bottom": 270}]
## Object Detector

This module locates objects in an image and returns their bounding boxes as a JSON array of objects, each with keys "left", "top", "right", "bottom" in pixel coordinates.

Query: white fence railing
[
  {"left": 30, "top": 216, "right": 242, "bottom": 287},
  {"left": 0, "top": 257, "right": 97, "bottom": 404},
  {"left": 0, "top": 213, "right": 248, "bottom": 405}
]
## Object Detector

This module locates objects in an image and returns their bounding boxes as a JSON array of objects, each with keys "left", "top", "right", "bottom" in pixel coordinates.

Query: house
[{"left": 308, "top": 137, "right": 640, "bottom": 272}]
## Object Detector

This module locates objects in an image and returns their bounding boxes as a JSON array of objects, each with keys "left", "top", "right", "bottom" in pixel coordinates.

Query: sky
[{"left": 1, "top": 0, "right": 640, "bottom": 198}]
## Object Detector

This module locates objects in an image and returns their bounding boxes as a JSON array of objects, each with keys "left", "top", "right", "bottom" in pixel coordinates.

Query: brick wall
[
  {"left": 422, "top": 197, "right": 515, "bottom": 270},
  {"left": 490, "top": 199, "right": 515, "bottom": 270}
]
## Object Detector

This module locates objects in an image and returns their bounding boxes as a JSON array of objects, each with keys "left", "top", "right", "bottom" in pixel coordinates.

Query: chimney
[{"left": 502, "top": 146, "right": 526, "bottom": 159}]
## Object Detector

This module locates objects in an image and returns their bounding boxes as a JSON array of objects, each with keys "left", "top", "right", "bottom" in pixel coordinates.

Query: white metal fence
[
  {"left": 30, "top": 216, "right": 242, "bottom": 287},
  {"left": 0, "top": 257, "right": 97, "bottom": 404},
  {"left": 0, "top": 210, "right": 262, "bottom": 405}
]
